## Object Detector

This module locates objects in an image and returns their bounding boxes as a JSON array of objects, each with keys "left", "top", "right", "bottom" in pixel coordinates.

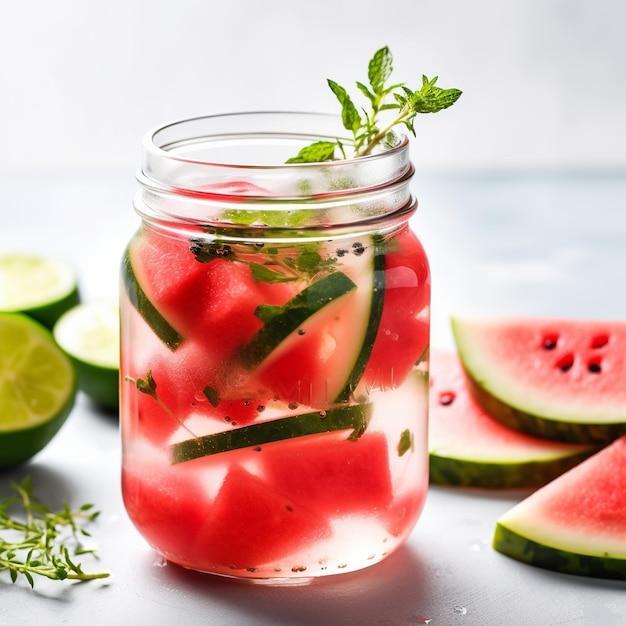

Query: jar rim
[{"left": 143, "top": 110, "right": 409, "bottom": 169}]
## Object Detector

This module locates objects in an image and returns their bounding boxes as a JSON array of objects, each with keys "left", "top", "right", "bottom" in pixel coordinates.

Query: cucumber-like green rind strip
[
  {"left": 429, "top": 448, "right": 597, "bottom": 489},
  {"left": 464, "top": 374, "right": 626, "bottom": 445},
  {"left": 239, "top": 271, "right": 357, "bottom": 368},
  {"left": 333, "top": 244, "right": 386, "bottom": 404},
  {"left": 170, "top": 403, "right": 371, "bottom": 464},
  {"left": 493, "top": 523, "right": 626, "bottom": 581},
  {"left": 121, "top": 252, "right": 184, "bottom": 351}
]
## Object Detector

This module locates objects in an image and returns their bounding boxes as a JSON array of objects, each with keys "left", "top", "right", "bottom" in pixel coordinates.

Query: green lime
[
  {"left": 0, "top": 312, "right": 77, "bottom": 469},
  {"left": 53, "top": 300, "right": 119, "bottom": 411},
  {"left": 0, "top": 253, "right": 80, "bottom": 328}
]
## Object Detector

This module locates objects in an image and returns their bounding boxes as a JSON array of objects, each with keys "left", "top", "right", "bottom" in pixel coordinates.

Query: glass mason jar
[{"left": 120, "top": 111, "right": 430, "bottom": 583}]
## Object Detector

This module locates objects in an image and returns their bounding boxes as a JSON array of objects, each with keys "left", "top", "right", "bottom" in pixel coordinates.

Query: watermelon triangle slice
[
  {"left": 493, "top": 435, "right": 626, "bottom": 580},
  {"left": 429, "top": 350, "right": 597, "bottom": 488},
  {"left": 451, "top": 316, "right": 626, "bottom": 444}
]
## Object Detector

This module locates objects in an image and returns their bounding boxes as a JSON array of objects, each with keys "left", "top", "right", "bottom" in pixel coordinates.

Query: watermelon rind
[
  {"left": 493, "top": 524, "right": 626, "bottom": 581},
  {"left": 428, "top": 351, "right": 596, "bottom": 489},
  {"left": 493, "top": 436, "right": 626, "bottom": 581},
  {"left": 451, "top": 316, "right": 626, "bottom": 444},
  {"left": 121, "top": 250, "right": 185, "bottom": 351},
  {"left": 430, "top": 454, "right": 596, "bottom": 490}
]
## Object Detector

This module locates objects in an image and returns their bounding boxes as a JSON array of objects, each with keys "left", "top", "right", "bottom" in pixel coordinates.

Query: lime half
[
  {"left": 0, "top": 253, "right": 80, "bottom": 328},
  {"left": 0, "top": 312, "right": 77, "bottom": 469},
  {"left": 53, "top": 300, "right": 120, "bottom": 411}
]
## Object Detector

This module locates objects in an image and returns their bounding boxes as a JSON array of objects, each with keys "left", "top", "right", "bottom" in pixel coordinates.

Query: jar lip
[{"left": 143, "top": 110, "right": 410, "bottom": 170}]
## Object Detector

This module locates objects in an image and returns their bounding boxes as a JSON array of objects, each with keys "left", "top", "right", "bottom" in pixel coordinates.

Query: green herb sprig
[
  {"left": 0, "top": 477, "right": 109, "bottom": 587},
  {"left": 287, "top": 46, "right": 462, "bottom": 163},
  {"left": 189, "top": 238, "right": 338, "bottom": 283}
]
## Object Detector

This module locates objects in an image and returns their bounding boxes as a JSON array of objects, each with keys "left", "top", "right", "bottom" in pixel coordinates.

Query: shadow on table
[{"left": 148, "top": 544, "right": 430, "bottom": 625}]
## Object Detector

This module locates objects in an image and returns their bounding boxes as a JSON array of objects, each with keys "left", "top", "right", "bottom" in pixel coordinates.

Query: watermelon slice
[
  {"left": 452, "top": 316, "right": 626, "bottom": 444},
  {"left": 493, "top": 435, "right": 626, "bottom": 580},
  {"left": 429, "top": 350, "right": 597, "bottom": 488},
  {"left": 363, "top": 225, "right": 430, "bottom": 391}
]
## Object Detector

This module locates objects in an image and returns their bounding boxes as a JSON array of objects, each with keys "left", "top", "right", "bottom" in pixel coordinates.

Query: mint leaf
[
  {"left": 285, "top": 141, "right": 337, "bottom": 164},
  {"left": 397, "top": 428, "right": 415, "bottom": 456},
  {"left": 202, "top": 386, "right": 220, "bottom": 407},
  {"left": 286, "top": 46, "right": 461, "bottom": 162},
  {"left": 249, "top": 263, "right": 299, "bottom": 284},
  {"left": 368, "top": 45, "right": 393, "bottom": 96},
  {"left": 328, "top": 79, "right": 362, "bottom": 134}
]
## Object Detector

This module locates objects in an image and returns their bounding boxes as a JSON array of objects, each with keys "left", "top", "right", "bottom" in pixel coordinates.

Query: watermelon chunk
[
  {"left": 452, "top": 316, "right": 626, "bottom": 444},
  {"left": 261, "top": 431, "right": 394, "bottom": 517},
  {"left": 122, "top": 462, "right": 210, "bottom": 562},
  {"left": 194, "top": 466, "right": 331, "bottom": 570},
  {"left": 239, "top": 237, "right": 385, "bottom": 408},
  {"left": 363, "top": 226, "right": 430, "bottom": 391},
  {"left": 429, "top": 350, "right": 597, "bottom": 488},
  {"left": 493, "top": 435, "right": 626, "bottom": 580}
]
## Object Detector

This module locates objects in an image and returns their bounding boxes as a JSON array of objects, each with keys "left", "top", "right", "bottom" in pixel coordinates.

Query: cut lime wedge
[
  {"left": 53, "top": 300, "right": 120, "bottom": 411},
  {"left": 0, "top": 312, "right": 77, "bottom": 468},
  {"left": 0, "top": 253, "right": 80, "bottom": 328}
]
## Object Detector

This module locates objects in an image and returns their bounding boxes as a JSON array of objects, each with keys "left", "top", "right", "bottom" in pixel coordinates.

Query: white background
[{"left": 0, "top": 0, "right": 624, "bottom": 174}]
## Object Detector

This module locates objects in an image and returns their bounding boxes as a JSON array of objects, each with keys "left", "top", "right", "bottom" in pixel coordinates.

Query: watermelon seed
[
  {"left": 542, "top": 333, "right": 559, "bottom": 350},
  {"left": 439, "top": 391, "right": 455, "bottom": 406},
  {"left": 590, "top": 334, "right": 609, "bottom": 349},
  {"left": 555, "top": 353, "right": 574, "bottom": 372},
  {"left": 587, "top": 359, "right": 602, "bottom": 374}
]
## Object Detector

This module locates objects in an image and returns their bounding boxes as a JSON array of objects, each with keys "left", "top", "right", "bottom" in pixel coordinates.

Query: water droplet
[
  {"left": 153, "top": 555, "right": 168, "bottom": 568},
  {"left": 454, "top": 606, "right": 467, "bottom": 615}
]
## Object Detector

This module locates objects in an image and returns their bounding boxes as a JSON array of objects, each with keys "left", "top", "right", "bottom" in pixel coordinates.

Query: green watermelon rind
[
  {"left": 493, "top": 522, "right": 626, "bottom": 581},
  {"left": 462, "top": 374, "right": 626, "bottom": 445},
  {"left": 121, "top": 250, "right": 185, "bottom": 351},
  {"left": 429, "top": 450, "right": 596, "bottom": 489},
  {"left": 451, "top": 317, "right": 626, "bottom": 445}
]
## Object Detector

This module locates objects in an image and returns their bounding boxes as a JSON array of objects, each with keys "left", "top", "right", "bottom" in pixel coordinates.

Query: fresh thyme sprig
[
  {"left": 0, "top": 477, "right": 110, "bottom": 587},
  {"left": 287, "top": 46, "right": 462, "bottom": 163}
]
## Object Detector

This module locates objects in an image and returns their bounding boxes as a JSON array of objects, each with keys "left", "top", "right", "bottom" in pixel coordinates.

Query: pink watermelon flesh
[
  {"left": 194, "top": 466, "right": 331, "bottom": 570},
  {"left": 452, "top": 317, "right": 626, "bottom": 444},
  {"left": 493, "top": 435, "right": 626, "bottom": 580},
  {"left": 261, "top": 430, "right": 394, "bottom": 516},
  {"left": 429, "top": 350, "right": 596, "bottom": 488}
]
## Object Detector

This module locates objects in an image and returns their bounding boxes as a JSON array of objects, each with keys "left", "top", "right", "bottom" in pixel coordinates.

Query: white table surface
[{"left": 1, "top": 170, "right": 625, "bottom": 625}]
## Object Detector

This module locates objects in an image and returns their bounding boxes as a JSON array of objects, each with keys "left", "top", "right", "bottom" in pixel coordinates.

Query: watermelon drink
[{"left": 120, "top": 112, "right": 430, "bottom": 582}]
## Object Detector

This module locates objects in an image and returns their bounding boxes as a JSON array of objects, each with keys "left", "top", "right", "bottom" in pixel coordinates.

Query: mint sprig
[{"left": 287, "top": 46, "right": 462, "bottom": 162}]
